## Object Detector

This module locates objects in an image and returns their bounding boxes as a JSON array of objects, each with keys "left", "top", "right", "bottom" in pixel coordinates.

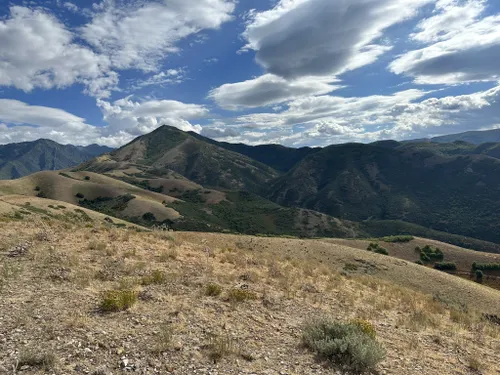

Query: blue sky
[{"left": 1, "top": 0, "right": 500, "bottom": 147}]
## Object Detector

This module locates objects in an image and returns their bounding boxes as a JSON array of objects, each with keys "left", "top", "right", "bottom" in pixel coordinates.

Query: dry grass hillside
[
  {"left": 0, "top": 203, "right": 499, "bottom": 375},
  {"left": 325, "top": 238, "right": 500, "bottom": 290},
  {"left": 0, "top": 171, "right": 180, "bottom": 223}
]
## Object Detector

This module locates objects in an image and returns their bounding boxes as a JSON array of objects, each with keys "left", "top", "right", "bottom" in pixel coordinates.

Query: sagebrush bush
[
  {"left": 302, "top": 317, "right": 385, "bottom": 373},
  {"left": 205, "top": 282, "right": 223, "bottom": 296},
  {"left": 100, "top": 290, "right": 138, "bottom": 312}
]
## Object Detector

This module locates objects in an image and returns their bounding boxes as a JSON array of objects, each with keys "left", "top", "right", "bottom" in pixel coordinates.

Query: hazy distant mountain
[
  {"left": 0, "top": 139, "right": 113, "bottom": 179},
  {"left": 430, "top": 128, "right": 500, "bottom": 144}
]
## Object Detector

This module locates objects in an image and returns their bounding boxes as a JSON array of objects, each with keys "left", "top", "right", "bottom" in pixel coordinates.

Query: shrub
[
  {"left": 142, "top": 212, "right": 157, "bottom": 222},
  {"left": 302, "top": 317, "right": 385, "bottom": 372},
  {"left": 84, "top": 176, "right": 90, "bottom": 181},
  {"left": 34, "top": 186, "right": 41, "bottom": 191},
  {"left": 415, "top": 260, "right": 424, "bottom": 265},
  {"left": 367, "top": 243, "right": 389, "bottom": 255},
  {"left": 420, "top": 245, "right": 444, "bottom": 262},
  {"left": 374, "top": 247, "right": 389, "bottom": 255},
  {"left": 226, "top": 288, "right": 257, "bottom": 303},
  {"left": 433, "top": 262, "right": 457, "bottom": 271},
  {"left": 141, "top": 270, "right": 167, "bottom": 285},
  {"left": 75, "top": 193, "right": 85, "bottom": 199},
  {"left": 475, "top": 269, "right": 484, "bottom": 282},
  {"left": 472, "top": 262, "right": 500, "bottom": 271},
  {"left": 205, "top": 283, "right": 223, "bottom": 296},
  {"left": 100, "top": 290, "right": 138, "bottom": 312},
  {"left": 381, "top": 235, "right": 414, "bottom": 243}
]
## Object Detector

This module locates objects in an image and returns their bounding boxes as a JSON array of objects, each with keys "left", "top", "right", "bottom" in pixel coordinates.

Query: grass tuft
[
  {"left": 205, "top": 282, "right": 223, "bottom": 296},
  {"left": 100, "top": 290, "right": 138, "bottom": 312}
]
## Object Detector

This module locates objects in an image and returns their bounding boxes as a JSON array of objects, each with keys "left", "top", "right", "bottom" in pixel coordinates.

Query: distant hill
[
  {"left": 267, "top": 141, "right": 500, "bottom": 244},
  {"left": 0, "top": 139, "right": 112, "bottom": 180},
  {"left": 427, "top": 128, "right": 500, "bottom": 144},
  {"left": 78, "top": 125, "right": 280, "bottom": 193}
]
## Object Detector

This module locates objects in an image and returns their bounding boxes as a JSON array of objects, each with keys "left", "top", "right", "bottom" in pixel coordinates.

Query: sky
[{"left": 1, "top": 0, "right": 500, "bottom": 148}]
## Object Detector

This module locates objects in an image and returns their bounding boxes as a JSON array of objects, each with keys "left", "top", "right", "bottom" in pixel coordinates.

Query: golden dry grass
[
  {"left": 326, "top": 237, "right": 500, "bottom": 289},
  {"left": 0, "top": 211, "right": 499, "bottom": 374}
]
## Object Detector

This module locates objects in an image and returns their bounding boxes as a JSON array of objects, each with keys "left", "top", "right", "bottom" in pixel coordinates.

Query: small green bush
[
  {"left": 75, "top": 192, "right": 85, "bottom": 199},
  {"left": 141, "top": 270, "right": 167, "bottom": 285},
  {"left": 84, "top": 176, "right": 91, "bottom": 181},
  {"left": 374, "top": 247, "right": 389, "bottom": 255},
  {"left": 415, "top": 260, "right": 424, "bottom": 265},
  {"left": 381, "top": 235, "right": 414, "bottom": 243},
  {"left": 433, "top": 262, "right": 457, "bottom": 271},
  {"left": 302, "top": 317, "right": 385, "bottom": 373},
  {"left": 100, "top": 290, "right": 138, "bottom": 312},
  {"left": 367, "top": 243, "right": 389, "bottom": 255},
  {"left": 472, "top": 262, "right": 500, "bottom": 271},
  {"left": 205, "top": 283, "right": 223, "bottom": 296},
  {"left": 420, "top": 245, "right": 444, "bottom": 262}
]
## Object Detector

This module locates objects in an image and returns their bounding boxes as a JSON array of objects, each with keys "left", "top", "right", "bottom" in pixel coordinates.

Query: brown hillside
[{"left": 0, "top": 211, "right": 499, "bottom": 374}]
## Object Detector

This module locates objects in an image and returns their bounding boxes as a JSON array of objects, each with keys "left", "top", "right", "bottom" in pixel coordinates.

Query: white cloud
[
  {"left": 241, "top": 0, "right": 431, "bottom": 79},
  {"left": 390, "top": 0, "right": 500, "bottom": 84},
  {"left": 0, "top": 6, "right": 110, "bottom": 93},
  {"left": 0, "top": 97, "right": 210, "bottom": 147},
  {"left": 0, "top": 99, "right": 101, "bottom": 145},
  {"left": 210, "top": 86, "right": 500, "bottom": 147},
  {"left": 81, "top": 0, "right": 235, "bottom": 72},
  {"left": 208, "top": 74, "right": 340, "bottom": 110},
  {"left": 410, "top": 0, "right": 486, "bottom": 43},
  {"left": 63, "top": 2, "right": 79, "bottom": 13},
  {"left": 97, "top": 96, "right": 208, "bottom": 137},
  {"left": 128, "top": 69, "right": 186, "bottom": 91}
]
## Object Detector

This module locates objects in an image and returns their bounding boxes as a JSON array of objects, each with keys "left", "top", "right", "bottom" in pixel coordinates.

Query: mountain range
[
  {"left": 0, "top": 139, "right": 113, "bottom": 179},
  {"left": 1, "top": 126, "right": 500, "bottom": 253}
]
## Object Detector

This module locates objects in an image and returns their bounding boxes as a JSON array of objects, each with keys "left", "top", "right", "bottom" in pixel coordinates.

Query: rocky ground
[{"left": 0, "top": 218, "right": 499, "bottom": 375}]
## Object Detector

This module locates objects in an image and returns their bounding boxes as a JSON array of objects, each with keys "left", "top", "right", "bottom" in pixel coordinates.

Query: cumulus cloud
[
  {"left": 0, "top": 97, "right": 210, "bottom": 147},
  {"left": 390, "top": 0, "right": 500, "bottom": 84},
  {"left": 97, "top": 97, "right": 208, "bottom": 137},
  {"left": 242, "top": 0, "right": 431, "bottom": 79},
  {"left": 0, "top": 6, "right": 110, "bottom": 93},
  {"left": 0, "top": 99, "right": 101, "bottom": 145},
  {"left": 208, "top": 74, "right": 340, "bottom": 110},
  {"left": 81, "top": 0, "right": 235, "bottom": 72},
  {"left": 210, "top": 86, "right": 500, "bottom": 147}
]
